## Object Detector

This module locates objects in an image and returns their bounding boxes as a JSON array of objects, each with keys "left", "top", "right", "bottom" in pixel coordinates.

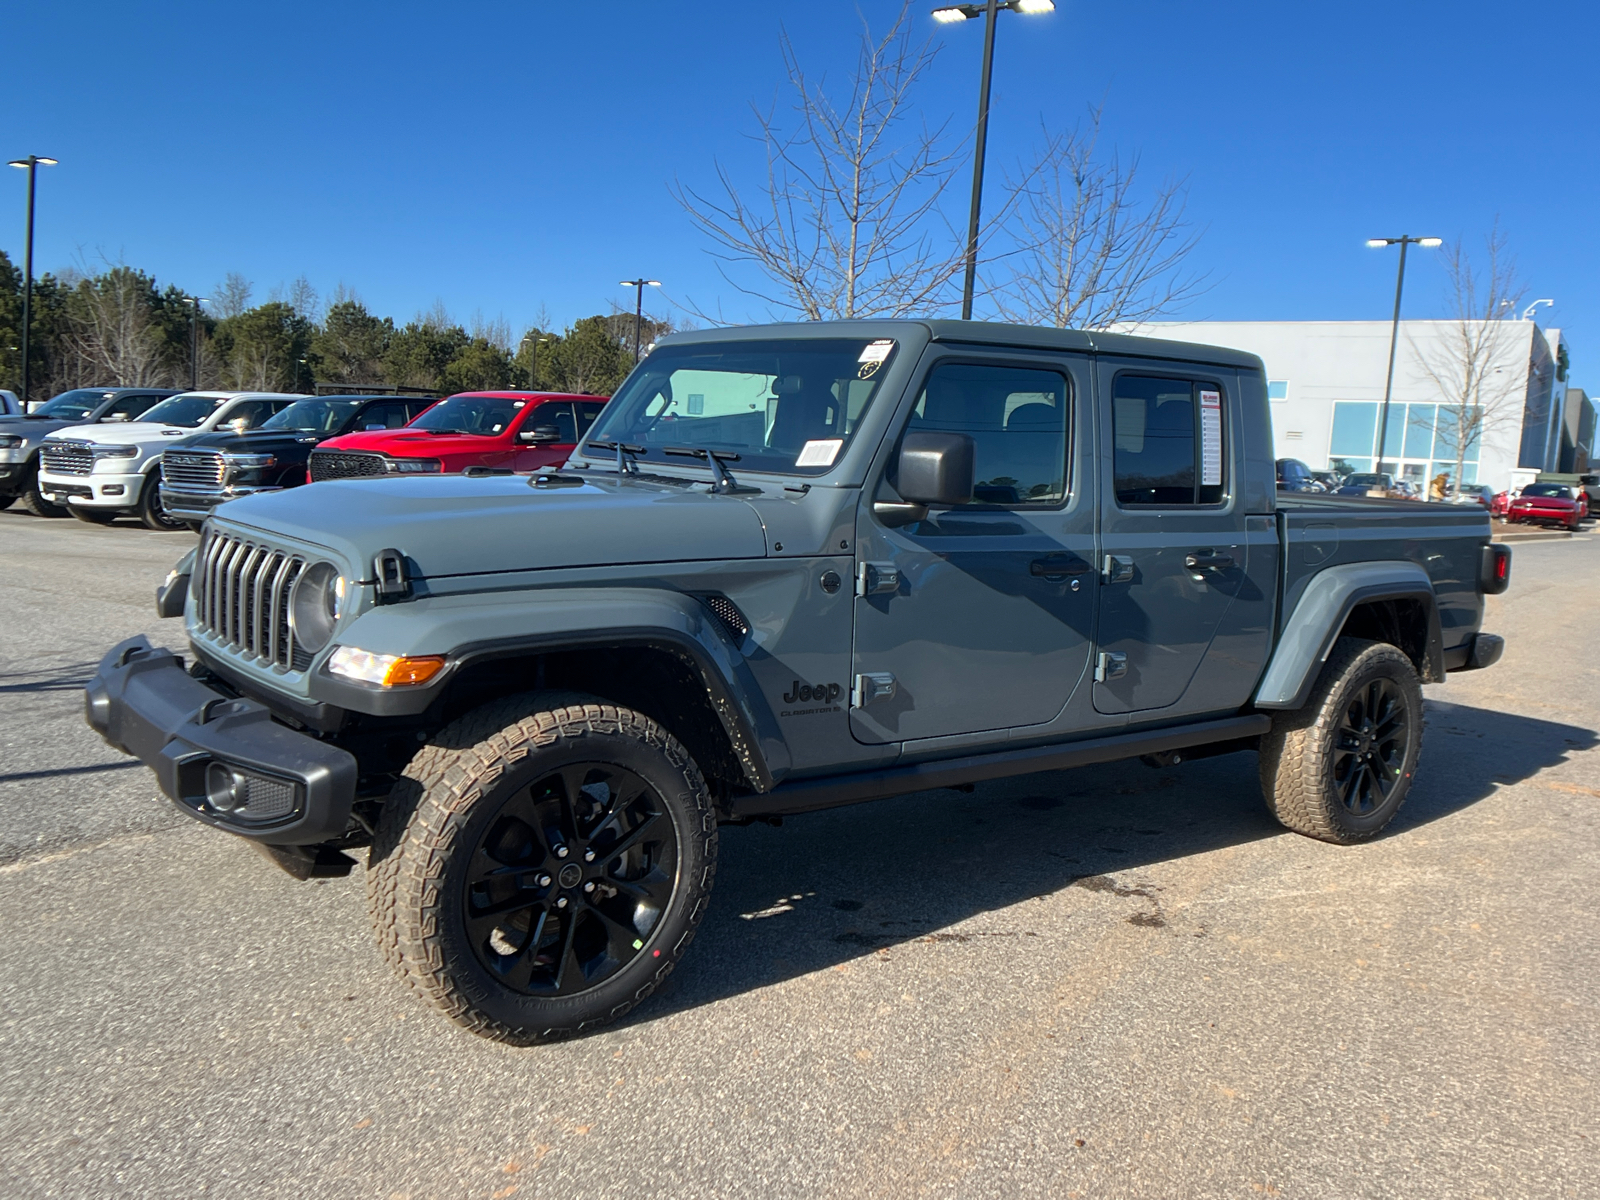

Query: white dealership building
[{"left": 1127, "top": 320, "right": 1587, "bottom": 493}]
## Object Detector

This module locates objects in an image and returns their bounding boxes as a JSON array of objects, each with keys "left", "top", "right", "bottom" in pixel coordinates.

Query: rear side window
[
  {"left": 1113, "top": 375, "right": 1226, "bottom": 506},
  {"left": 576, "top": 401, "right": 605, "bottom": 435},
  {"left": 907, "top": 362, "right": 1069, "bottom": 507}
]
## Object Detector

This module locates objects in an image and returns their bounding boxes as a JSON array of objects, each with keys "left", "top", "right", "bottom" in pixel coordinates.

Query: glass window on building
[
  {"left": 1267, "top": 380, "right": 1289, "bottom": 402},
  {"left": 1405, "top": 404, "right": 1436, "bottom": 460},
  {"left": 1330, "top": 402, "right": 1378, "bottom": 458}
]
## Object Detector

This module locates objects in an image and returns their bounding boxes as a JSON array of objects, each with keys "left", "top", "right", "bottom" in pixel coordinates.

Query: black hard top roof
[{"left": 663, "top": 319, "right": 1264, "bottom": 372}]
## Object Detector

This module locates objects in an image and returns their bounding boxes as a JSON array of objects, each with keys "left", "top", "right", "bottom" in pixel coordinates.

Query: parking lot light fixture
[
  {"left": 1368, "top": 235, "right": 1441, "bottom": 478},
  {"left": 188, "top": 297, "right": 207, "bottom": 390},
  {"left": 933, "top": 0, "right": 1055, "bottom": 320},
  {"left": 7, "top": 155, "right": 58, "bottom": 408},
  {"left": 619, "top": 279, "right": 660, "bottom": 361}
]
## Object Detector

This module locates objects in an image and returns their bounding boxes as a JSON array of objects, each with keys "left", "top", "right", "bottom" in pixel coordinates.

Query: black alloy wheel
[
  {"left": 464, "top": 761, "right": 679, "bottom": 997},
  {"left": 137, "top": 469, "right": 186, "bottom": 531},
  {"left": 1330, "top": 677, "right": 1410, "bottom": 816}
]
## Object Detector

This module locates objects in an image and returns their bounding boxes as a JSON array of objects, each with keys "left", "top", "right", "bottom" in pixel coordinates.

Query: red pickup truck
[{"left": 308, "top": 392, "right": 607, "bottom": 482}]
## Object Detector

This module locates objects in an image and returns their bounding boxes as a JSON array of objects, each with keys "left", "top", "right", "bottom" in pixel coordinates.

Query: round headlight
[
  {"left": 290, "top": 561, "right": 344, "bottom": 654},
  {"left": 205, "top": 763, "right": 248, "bottom": 813}
]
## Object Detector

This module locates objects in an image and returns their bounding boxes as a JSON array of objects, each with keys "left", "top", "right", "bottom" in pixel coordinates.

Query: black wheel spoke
[
  {"left": 586, "top": 898, "right": 645, "bottom": 959},
  {"left": 499, "top": 909, "right": 551, "bottom": 991},
  {"left": 599, "top": 811, "right": 665, "bottom": 863}
]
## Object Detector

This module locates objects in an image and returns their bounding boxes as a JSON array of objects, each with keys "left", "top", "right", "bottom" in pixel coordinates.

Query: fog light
[
  {"left": 327, "top": 645, "right": 447, "bottom": 687},
  {"left": 102, "top": 485, "right": 125, "bottom": 496},
  {"left": 206, "top": 763, "right": 249, "bottom": 812}
]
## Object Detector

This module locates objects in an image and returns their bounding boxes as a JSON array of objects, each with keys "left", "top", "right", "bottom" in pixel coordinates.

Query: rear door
[
  {"left": 850, "top": 350, "right": 1096, "bottom": 744},
  {"left": 1093, "top": 360, "right": 1272, "bottom": 717}
]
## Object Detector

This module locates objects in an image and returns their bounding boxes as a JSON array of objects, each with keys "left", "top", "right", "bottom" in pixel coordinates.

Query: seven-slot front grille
[
  {"left": 162, "top": 450, "right": 226, "bottom": 489},
  {"left": 309, "top": 450, "right": 387, "bottom": 482},
  {"left": 40, "top": 440, "right": 94, "bottom": 476},
  {"left": 193, "top": 530, "right": 310, "bottom": 671}
]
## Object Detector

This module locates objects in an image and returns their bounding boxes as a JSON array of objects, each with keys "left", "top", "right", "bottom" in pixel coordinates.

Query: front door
[
  {"left": 1093, "top": 362, "right": 1269, "bottom": 716},
  {"left": 850, "top": 354, "right": 1096, "bottom": 745}
]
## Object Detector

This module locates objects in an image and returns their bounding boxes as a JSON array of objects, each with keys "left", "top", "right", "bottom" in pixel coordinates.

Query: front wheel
[
  {"left": 18, "top": 462, "right": 67, "bottom": 518},
  {"left": 368, "top": 695, "right": 717, "bottom": 1043},
  {"left": 137, "top": 471, "right": 186, "bottom": 531},
  {"left": 1259, "top": 637, "right": 1423, "bottom": 844}
]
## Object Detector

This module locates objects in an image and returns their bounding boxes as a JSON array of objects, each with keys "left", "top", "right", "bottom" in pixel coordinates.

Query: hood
[
  {"left": 52, "top": 420, "right": 199, "bottom": 446},
  {"left": 0, "top": 417, "right": 82, "bottom": 444},
  {"left": 216, "top": 474, "right": 769, "bottom": 579},
  {"left": 177, "top": 427, "right": 323, "bottom": 453},
  {"left": 317, "top": 428, "right": 502, "bottom": 453}
]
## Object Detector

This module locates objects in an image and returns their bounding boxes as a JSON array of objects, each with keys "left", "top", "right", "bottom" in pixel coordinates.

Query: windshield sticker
[
  {"left": 858, "top": 340, "right": 894, "bottom": 363},
  {"left": 1200, "top": 389, "right": 1223, "bottom": 486},
  {"left": 795, "top": 439, "right": 843, "bottom": 468}
]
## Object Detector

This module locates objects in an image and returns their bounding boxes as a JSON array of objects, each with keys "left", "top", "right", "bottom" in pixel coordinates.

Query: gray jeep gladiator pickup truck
[{"left": 86, "top": 320, "right": 1510, "bottom": 1043}]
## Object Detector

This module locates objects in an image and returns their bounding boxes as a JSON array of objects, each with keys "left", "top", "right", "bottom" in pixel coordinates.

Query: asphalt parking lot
[{"left": 1, "top": 510, "right": 1596, "bottom": 1199}]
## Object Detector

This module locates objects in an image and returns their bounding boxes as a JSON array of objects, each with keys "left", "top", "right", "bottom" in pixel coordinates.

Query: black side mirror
[
  {"left": 875, "top": 431, "right": 974, "bottom": 526},
  {"left": 519, "top": 424, "right": 561, "bottom": 444}
]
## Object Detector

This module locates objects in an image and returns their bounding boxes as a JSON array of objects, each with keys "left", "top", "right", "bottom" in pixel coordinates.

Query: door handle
[
  {"left": 1030, "top": 555, "right": 1092, "bottom": 579},
  {"left": 1103, "top": 554, "right": 1135, "bottom": 584},
  {"left": 1183, "top": 550, "right": 1235, "bottom": 572}
]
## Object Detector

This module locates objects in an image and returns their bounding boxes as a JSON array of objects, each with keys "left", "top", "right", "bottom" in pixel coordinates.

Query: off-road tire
[
  {"left": 1259, "top": 637, "right": 1423, "bottom": 844},
  {"left": 137, "top": 470, "right": 185, "bottom": 531},
  {"left": 367, "top": 694, "right": 717, "bottom": 1044},
  {"left": 71, "top": 505, "right": 117, "bottom": 525},
  {"left": 18, "top": 462, "right": 67, "bottom": 518}
]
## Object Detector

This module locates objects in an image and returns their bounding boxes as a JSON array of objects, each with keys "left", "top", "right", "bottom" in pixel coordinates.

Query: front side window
[
  {"left": 105, "top": 392, "right": 163, "bottom": 420},
  {"left": 34, "top": 389, "right": 111, "bottom": 420},
  {"left": 904, "top": 362, "right": 1068, "bottom": 506},
  {"left": 410, "top": 394, "right": 528, "bottom": 435},
  {"left": 583, "top": 338, "right": 899, "bottom": 476},
  {"left": 218, "top": 400, "right": 281, "bottom": 430},
  {"left": 358, "top": 402, "right": 412, "bottom": 430},
  {"left": 141, "top": 393, "right": 227, "bottom": 428},
  {"left": 263, "top": 399, "right": 362, "bottom": 433},
  {"left": 530, "top": 402, "right": 577, "bottom": 443},
  {"left": 1113, "top": 375, "right": 1226, "bottom": 506}
]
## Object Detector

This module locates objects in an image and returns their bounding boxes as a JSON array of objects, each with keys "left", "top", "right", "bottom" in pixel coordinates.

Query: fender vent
[{"left": 698, "top": 594, "right": 750, "bottom": 641}]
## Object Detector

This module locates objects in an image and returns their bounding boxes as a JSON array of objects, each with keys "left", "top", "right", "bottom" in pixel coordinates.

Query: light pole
[
  {"left": 7, "top": 155, "right": 58, "bottom": 408},
  {"left": 1366, "top": 235, "right": 1441, "bottom": 477},
  {"left": 1522, "top": 298, "right": 1553, "bottom": 322},
  {"left": 932, "top": 0, "right": 1054, "bottom": 321},
  {"left": 619, "top": 279, "right": 660, "bottom": 360},
  {"left": 188, "top": 296, "right": 207, "bottom": 390},
  {"left": 520, "top": 331, "right": 552, "bottom": 389}
]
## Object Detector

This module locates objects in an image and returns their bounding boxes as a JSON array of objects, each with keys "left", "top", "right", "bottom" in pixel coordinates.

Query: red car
[
  {"left": 1506, "top": 482, "right": 1586, "bottom": 529},
  {"left": 308, "top": 392, "right": 607, "bottom": 482}
]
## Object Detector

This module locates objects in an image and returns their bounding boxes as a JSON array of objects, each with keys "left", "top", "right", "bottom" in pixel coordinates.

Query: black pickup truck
[{"left": 160, "top": 394, "right": 436, "bottom": 524}]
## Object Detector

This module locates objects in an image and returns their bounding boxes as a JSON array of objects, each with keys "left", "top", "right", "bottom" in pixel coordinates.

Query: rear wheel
[
  {"left": 368, "top": 694, "right": 717, "bottom": 1043},
  {"left": 18, "top": 462, "right": 67, "bottom": 518},
  {"left": 1259, "top": 637, "right": 1423, "bottom": 844},
  {"left": 137, "top": 470, "right": 185, "bottom": 531}
]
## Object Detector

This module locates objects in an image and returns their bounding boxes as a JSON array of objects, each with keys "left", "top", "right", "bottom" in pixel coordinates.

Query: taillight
[{"left": 1480, "top": 543, "right": 1512, "bottom": 594}]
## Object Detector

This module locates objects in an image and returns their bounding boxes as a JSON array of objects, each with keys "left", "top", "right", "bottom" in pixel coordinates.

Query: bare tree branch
[
  {"left": 990, "top": 107, "right": 1208, "bottom": 330},
  {"left": 672, "top": 2, "right": 968, "bottom": 321},
  {"left": 1409, "top": 223, "right": 1527, "bottom": 494}
]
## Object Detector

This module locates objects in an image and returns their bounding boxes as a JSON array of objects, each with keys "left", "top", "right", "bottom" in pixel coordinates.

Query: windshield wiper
[
  {"left": 588, "top": 440, "right": 645, "bottom": 477},
  {"left": 662, "top": 446, "right": 760, "bottom": 495}
]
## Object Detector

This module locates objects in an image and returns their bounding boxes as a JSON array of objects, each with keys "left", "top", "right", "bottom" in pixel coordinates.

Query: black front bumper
[{"left": 85, "top": 636, "right": 357, "bottom": 845}]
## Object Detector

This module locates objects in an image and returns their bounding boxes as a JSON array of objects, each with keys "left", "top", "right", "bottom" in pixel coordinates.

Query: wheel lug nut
[
  {"left": 583, "top": 849, "right": 595, "bottom": 863},
  {"left": 536, "top": 874, "right": 551, "bottom": 888},
  {"left": 556, "top": 896, "right": 569, "bottom": 909},
  {"left": 555, "top": 845, "right": 569, "bottom": 858},
  {"left": 583, "top": 881, "right": 595, "bottom": 893}
]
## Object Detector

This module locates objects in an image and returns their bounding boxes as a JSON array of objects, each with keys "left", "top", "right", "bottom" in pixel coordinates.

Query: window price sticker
[
  {"left": 796, "top": 438, "right": 843, "bottom": 467},
  {"left": 1200, "top": 389, "right": 1223, "bottom": 486},
  {"left": 857, "top": 339, "right": 894, "bottom": 379}
]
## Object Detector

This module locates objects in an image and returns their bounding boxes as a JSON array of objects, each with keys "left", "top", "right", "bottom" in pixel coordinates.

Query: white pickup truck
[{"left": 37, "top": 391, "right": 303, "bottom": 529}]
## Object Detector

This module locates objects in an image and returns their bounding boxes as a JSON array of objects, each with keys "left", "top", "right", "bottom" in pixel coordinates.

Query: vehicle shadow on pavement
[
  {"left": 0, "top": 661, "right": 100, "bottom": 693},
  {"left": 634, "top": 699, "right": 1596, "bottom": 1024}
]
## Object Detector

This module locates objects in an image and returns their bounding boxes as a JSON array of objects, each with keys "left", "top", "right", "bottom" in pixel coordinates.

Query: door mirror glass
[
  {"left": 897, "top": 431, "right": 974, "bottom": 505},
  {"left": 519, "top": 424, "right": 561, "bottom": 444}
]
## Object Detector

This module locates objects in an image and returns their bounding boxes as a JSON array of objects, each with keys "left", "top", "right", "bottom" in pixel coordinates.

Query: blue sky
[{"left": 7, "top": 0, "right": 1598, "bottom": 388}]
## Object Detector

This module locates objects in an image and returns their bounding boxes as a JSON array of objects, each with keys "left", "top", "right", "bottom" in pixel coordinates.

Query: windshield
[
  {"left": 32, "top": 389, "right": 111, "bottom": 420},
  {"left": 262, "top": 398, "right": 362, "bottom": 433},
  {"left": 409, "top": 394, "right": 527, "bottom": 435},
  {"left": 583, "top": 338, "right": 898, "bottom": 476},
  {"left": 140, "top": 393, "right": 227, "bottom": 428},
  {"left": 1521, "top": 483, "right": 1570, "bottom": 498}
]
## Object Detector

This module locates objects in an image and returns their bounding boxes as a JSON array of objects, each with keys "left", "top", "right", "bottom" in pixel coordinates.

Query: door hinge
[
  {"left": 1103, "top": 555, "right": 1135, "bottom": 584},
  {"left": 851, "top": 672, "right": 897, "bottom": 708},
  {"left": 1095, "top": 651, "right": 1128, "bottom": 682},
  {"left": 856, "top": 561, "right": 901, "bottom": 597}
]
